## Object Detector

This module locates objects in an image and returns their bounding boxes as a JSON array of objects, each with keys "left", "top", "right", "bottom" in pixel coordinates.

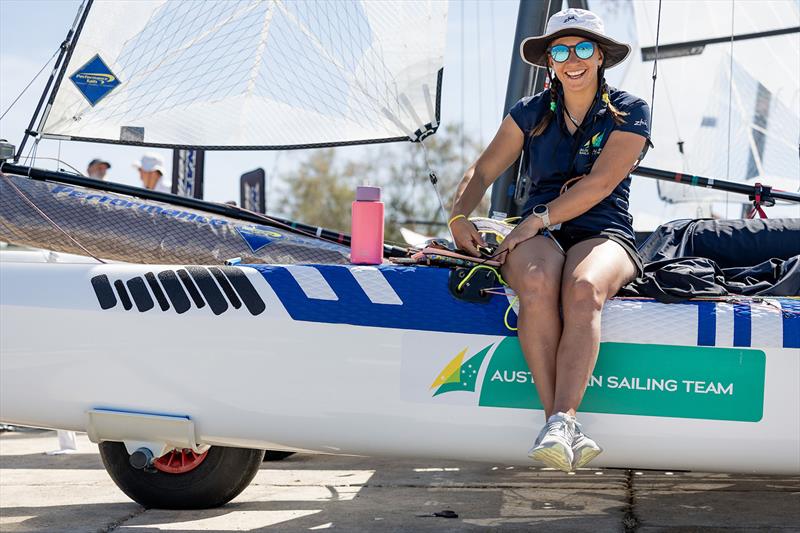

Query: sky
[{"left": 1, "top": 0, "right": 797, "bottom": 230}]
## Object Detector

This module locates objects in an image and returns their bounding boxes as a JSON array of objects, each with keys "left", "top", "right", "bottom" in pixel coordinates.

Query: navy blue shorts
[{"left": 545, "top": 226, "right": 643, "bottom": 277}]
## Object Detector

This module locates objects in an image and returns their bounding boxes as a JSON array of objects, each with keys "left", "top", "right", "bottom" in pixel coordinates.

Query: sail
[
  {"left": 38, "top": 0, "right": 447, "bottom": 150},
  {"left": 594, "top": 0, "right": 799, "bottom": 216}
]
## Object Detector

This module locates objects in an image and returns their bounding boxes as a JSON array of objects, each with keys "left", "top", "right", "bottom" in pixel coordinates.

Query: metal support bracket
[{"left": 86, "top": 408, "right": 206, "bottom": 458}]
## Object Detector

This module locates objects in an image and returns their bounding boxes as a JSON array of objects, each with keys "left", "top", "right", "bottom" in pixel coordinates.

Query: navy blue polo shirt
[{"left": 509, "top": 86, "right": 651, "bottom": 241}]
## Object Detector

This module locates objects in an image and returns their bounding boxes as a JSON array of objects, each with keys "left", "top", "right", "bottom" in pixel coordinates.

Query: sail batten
[{"left": 39, "top": 0, "right": 447, "bottom": 150}]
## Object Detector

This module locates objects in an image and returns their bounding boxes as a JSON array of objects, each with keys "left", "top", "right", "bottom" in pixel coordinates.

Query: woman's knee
[
  {"left": 562, "top": 276, "right": 606, "bottom": 315},
  {"left": 504, "top": 261, "right": 560, "bottom": 302}
]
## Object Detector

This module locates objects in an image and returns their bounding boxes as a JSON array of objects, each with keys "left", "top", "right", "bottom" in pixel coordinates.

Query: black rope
[
  {"left": 649, "top": 0, "right": 663, "bottom": 124},
  {"left": 0, "top": 47, "right": 59, "bottom": 122}
]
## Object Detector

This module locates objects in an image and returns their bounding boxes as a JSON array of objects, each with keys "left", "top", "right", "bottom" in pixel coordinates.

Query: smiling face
[{"left": 548, "top": 36, "right": 604, "bottom": 94}]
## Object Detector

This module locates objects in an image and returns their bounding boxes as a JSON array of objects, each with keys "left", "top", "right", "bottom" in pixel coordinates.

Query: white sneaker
[
  {"left": 528, "top": 412, "right": 575, "bottom": 472},
  {"left": 572, "top": 421, "right": 603, "bottom": 469}
]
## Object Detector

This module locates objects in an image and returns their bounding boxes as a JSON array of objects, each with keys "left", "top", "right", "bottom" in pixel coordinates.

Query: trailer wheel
[
  {"left": 263, "top": 450, "right": 295, "bottom": 461},
  {"left": 99, "top": 442, "right": 264, "bottom": 509}
]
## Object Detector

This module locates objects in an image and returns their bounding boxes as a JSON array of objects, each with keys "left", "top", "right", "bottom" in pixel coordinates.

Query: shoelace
[{"left": 545, "top": 417, "right": 574, "bottom": 440}]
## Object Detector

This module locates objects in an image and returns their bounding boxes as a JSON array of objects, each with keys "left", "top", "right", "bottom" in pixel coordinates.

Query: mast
[
  {"left": 489, "top": 0, "right": 586, "bottom": 219},
  {"left": 14, "top": 0, "right": 93, "bottom": 162}
]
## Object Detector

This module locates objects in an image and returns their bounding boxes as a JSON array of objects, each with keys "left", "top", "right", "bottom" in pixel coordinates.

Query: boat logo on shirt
[
  {"left": 70, "top": 54, "right": 121, "bottom": 107},
  {"left": 634, "top": 118, "right": 648, "bottom": 127},
  {"left": 579, "top": 131, "right": 605, "bottom": 156}
]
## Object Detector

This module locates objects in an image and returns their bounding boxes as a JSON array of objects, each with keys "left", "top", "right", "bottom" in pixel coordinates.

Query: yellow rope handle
[
  {"left": 456, "top": 265, "right": 507, "bottom": 293},
  {"left": 448, "top": 214, "right": 467, "bottom": 228},
  {"left": 454, "top": 264, "right": 519, "bottom": 332},
  {"left": 504, "top": 295, "right": 519, "bottom": 331}
]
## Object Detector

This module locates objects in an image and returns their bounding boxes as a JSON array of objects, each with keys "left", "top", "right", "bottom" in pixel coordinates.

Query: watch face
[{"left": 533, "top": 204, "right": 547, "bottom": 216}]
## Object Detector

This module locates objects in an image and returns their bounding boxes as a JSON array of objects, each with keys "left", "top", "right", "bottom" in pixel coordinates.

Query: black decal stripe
[
  {"left": 220, "top": 267, "right": 265, "bottom": 316},
  {"left": 145, "top": 272, "right": 170, "bottom": 311},
  {"left": 208, "top": 267, "right": 241, "bottom": 309},
  {"left": 158, "top": 270, "right": 191, "bottom": 314},
  {"left": 177, "top": 269, "right": 205, "bottom": 309},
  {"left": 186, "top": 266, "right": 228, "bottom": 315},
  {"left": 91, "top": 275, "right": 117, "bottom": 309},
  {"left": 113, "top": 280, "right": 133, "bottom": 310},
  {"left": 126, "top": 277, "right": 154, "bottom": 312}
]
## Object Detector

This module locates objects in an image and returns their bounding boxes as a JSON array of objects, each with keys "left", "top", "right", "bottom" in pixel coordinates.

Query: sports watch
[{"left": 532, "top": 204, "right": 553, "bottom": 230}]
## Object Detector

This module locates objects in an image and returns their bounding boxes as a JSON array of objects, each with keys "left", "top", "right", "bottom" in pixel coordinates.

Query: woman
[{"left": 449, "top": 8, "right": 650, "bottom": 472}]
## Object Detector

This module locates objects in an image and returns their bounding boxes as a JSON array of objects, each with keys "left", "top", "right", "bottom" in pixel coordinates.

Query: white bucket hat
[
  {"left": 133, "top": 153, "right": 165, "bottom": 175},
  {"left": 520, "top": 8, "right": 631, "bottom": 69}
]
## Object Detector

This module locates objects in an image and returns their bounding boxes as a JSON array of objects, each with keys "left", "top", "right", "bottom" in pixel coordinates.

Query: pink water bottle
[{"left": 351, "top": 186, "right": 384, "bottom": 265}]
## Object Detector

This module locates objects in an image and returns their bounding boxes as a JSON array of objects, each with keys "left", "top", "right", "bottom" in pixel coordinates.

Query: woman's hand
[
  {"left": 450, "top": 217, "right": 487, "bottom": 257},
  {"left": 494, "top": 216, "right": 543, "bottom": 264}
]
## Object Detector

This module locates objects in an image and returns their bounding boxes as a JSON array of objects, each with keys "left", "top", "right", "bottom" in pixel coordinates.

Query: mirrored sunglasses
[{"left": 548, "top": 41, "right": 595, "bottom": 63}]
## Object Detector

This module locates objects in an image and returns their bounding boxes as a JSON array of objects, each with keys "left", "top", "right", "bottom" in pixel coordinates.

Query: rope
[
  {"left": 418, "top": 138, "right": 453, "bottom": 243},
  {"left": 0, "top": 47, "right": 59, "bottom": 121},
  {"left": 648, "top": 0, "right": 662, "bottom": 126},
  {"left": 725, "top": 0, "right": 736, "bottom": 218}
]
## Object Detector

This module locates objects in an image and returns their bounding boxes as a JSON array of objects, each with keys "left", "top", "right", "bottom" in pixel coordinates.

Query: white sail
[
  {"left": 597, "top": 0, "right": 799, "bottom": 217},
  {"left": 39, "top": 0, "right": 448, "bottom": 149}
]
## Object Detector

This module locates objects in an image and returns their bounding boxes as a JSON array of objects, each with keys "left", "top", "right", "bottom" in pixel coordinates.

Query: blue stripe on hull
[
  {"left": 254, "top": 265, "right": 513, "bottom": 336},
  {"left": 733, "top": 304, "right": 752, "bottom": 347},
  {"left": 780, "top": 298, "right": 800, "bottom": 348},
  {"left": 252, "top": 264, "right": 799, "bottom": 349},
  {"left": 695, "top": 301, "right": 717, "bottom": 346}
]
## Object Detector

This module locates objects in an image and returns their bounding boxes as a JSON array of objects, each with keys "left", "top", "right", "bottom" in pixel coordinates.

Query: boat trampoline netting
[
  {"left": 0, "top": 175, "right": 351, "bottom": 265},
  {"left": 40, "top": 0, "right": 447, "bottom": 149}
]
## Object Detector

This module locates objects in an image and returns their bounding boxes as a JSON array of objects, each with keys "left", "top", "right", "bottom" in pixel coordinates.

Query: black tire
[
  {"left": 263, "top": 450, "right": 295, "bottom": 461},
  {"left": 99, "top": 442, "right": 265, "bottom": 509}
]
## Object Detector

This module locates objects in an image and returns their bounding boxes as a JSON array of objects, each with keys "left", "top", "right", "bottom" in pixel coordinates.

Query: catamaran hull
[{"left": 1, "top": 261, "right": 798, "bottom": 474}]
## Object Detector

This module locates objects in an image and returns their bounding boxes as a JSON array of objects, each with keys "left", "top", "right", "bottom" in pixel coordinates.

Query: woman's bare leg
[
  {"left": 501, "top": 235, "right": 565, "bottom": 419},
  {"left": 552, "top": 238, "right": 637, "bottom": 416}
]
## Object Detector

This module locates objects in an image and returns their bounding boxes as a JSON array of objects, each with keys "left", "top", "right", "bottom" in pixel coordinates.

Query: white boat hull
[{"left": 1, "top": 261, "right": 798, "bottom": 474}]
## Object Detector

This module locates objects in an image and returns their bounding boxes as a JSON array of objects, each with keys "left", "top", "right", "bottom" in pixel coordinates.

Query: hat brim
[
  {"left": 521, "top": 28, "right": 631, "bottom": 69},
  {"left": 133, "top": 162, "right": 165, "bottom": 175}
]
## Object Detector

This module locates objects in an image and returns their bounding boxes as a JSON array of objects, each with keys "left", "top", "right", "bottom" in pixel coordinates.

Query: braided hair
[
  {"left": 600, "top": 77, "right": 628, "bottom": 126},
  {"left": 530, "top": 69, "right": 560, "bottom": 137}
]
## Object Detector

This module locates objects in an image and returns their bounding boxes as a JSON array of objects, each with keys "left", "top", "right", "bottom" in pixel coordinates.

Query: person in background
[
  {"left": 86, "top": 158, "right": 110, "bottom": 180},
  {"left": 134, "top": 153, "right": 170, "bottom": 193}
]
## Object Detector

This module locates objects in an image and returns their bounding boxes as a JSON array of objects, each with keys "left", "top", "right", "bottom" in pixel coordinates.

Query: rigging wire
[
  {"left": 489, "top": 0, "right": 498, "bottom": 122},
  {"left": 725, "top": 0, "right": 736, "bottom": 218},
  {"left": 459, "top": 0, "right": 465, "bottom": 168},
  {"left": 418, "top": 138, "right": 453, "bottom": 243},
  {"left": 476, "top": 0, "right": 483, "bottom": 148},
  {"left": 13, "top": 157, "right": 85, "bottom": 176},
  {"left": 648, "top": 0, "right": 662, "bottom": 128},
  {"left": 0, "top": 47, "right": 60, "bottom": 122}
]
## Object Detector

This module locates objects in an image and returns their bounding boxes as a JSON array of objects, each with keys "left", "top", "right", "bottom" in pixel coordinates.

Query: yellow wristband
[{"left": 448, "top": 214, "right": 467, "bottom": 227}]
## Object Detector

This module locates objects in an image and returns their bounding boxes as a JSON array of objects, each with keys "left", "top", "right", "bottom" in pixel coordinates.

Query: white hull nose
[{"left": 1, "top": 261, "right": 798, "bottom": 474}]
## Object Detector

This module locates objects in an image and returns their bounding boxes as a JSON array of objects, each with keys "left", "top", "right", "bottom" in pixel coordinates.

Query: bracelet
[{"left": 448, "top": 214, "right": 467, "bottom": 227}]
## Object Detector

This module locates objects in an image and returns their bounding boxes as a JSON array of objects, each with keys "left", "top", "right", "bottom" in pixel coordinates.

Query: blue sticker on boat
[
  {"left": 70, "top": 54, "right": 121, "bottom": 106},
  {"left": 235, "top": 224, "right": 284, "bottom": 253}
]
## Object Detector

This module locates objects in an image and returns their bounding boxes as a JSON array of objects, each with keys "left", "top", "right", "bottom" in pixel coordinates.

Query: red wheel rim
[{"left": 153, "top": 448, "right": 209, "bottom": 474}]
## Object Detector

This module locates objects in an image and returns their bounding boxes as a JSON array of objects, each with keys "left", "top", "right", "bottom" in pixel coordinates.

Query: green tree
[
  {"left": 380, "top": 123, "right": 487, "bottom": 243},
  {"left": 280, "top": 124, "right": 488, "bottom": 246},
  {"left": 281, "top": 148, "right": 369, "bottom": 233}
]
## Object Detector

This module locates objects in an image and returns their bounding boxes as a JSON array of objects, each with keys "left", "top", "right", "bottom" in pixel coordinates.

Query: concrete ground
[{"left": 0, "top": 429, "right": 798, "bottom": 532}]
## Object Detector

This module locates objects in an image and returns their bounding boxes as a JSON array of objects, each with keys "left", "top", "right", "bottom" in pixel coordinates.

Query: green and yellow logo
[
  {"left": 430, "top": 345, "right": 491, "bottom": 396},
  {"left": 584, "top": 131, "right": 605, "bottom": 148}
]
